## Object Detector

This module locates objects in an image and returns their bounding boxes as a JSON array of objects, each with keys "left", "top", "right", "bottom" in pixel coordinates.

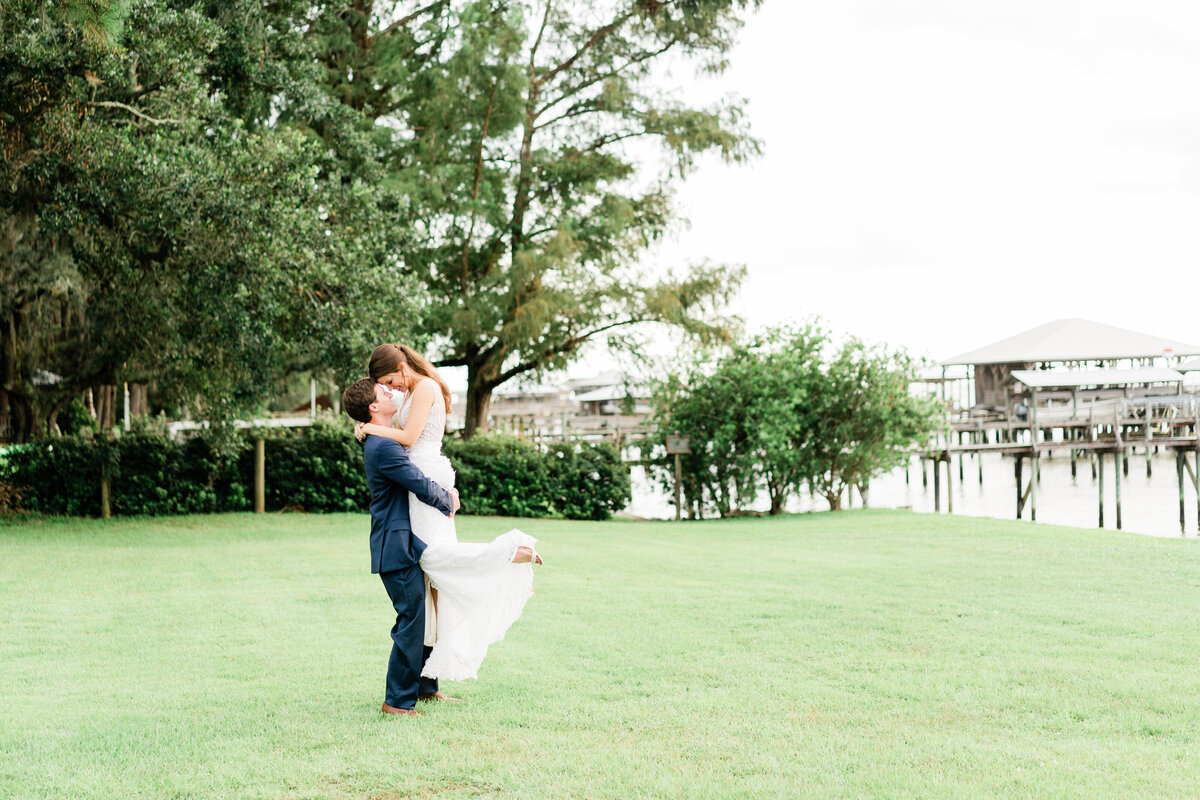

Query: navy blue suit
[{"left": 363, "top": 435, "right": 454, "bottom": 709}]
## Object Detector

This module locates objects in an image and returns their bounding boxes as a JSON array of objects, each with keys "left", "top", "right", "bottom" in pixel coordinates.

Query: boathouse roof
[
  {"left": 941, "top": 319, "right": 1200, "bottom": 366},
  {"left": 1010, "top": 368, "right": 1184, "bottom": 389}
]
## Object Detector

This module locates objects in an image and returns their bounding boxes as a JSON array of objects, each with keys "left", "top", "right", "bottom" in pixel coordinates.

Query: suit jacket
[{"left": 363, "top": 435, "right": 454, "bottom": 574}]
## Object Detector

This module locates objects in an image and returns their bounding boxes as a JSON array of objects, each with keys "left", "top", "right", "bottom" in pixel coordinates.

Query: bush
[
  {"left": 445, "top": 434, "right": 629, "bottom": 520},
  {"left": 544, "top": 440, "right": 631, "bottom": 520},
  {"left": 0, "top": 425, "right": 629, "bottom": 520},
  {"left": 0, "top": 438, "right": 104, "bottom": 516},
  {"left": 444, "top": 434, "right": 555, "bottom": 518}
]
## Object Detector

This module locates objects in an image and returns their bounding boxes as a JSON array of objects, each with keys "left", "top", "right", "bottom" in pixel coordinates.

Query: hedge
[{"left": 0, "top": 425, "right": 629, "bottom": 520}]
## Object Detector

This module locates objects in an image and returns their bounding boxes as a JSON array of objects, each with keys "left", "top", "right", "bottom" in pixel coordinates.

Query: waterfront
[{"left": 627, "top": 450, "right": 1200, "bottom": 539}]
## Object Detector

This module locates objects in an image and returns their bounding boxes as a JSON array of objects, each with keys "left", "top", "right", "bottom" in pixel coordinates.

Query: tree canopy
[{"left": 0, "top": 1, "right": 422, "bottom": 441}]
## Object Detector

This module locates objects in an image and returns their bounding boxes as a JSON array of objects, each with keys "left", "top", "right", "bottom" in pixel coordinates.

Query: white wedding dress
[{"left": 398, "top": 378, "right": 538, "bottom": 681}]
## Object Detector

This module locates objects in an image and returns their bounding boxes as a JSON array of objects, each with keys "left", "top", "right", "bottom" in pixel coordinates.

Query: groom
[{"left": 341, "top": 377, "right": 460, "bottom": 716}]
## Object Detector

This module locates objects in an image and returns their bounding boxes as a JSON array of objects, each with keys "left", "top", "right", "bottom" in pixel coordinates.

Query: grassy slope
[{"left": 2, "top": 510, "right": 1199, "bottom": 799}]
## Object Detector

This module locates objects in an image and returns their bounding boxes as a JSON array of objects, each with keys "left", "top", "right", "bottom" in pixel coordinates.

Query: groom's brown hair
[{"left": 341, "top": 377, "right": 377, "bottom": 423}]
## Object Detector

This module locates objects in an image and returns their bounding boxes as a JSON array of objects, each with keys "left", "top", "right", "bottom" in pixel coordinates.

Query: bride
[{"left": 355, "top": 343, "right": 541, "bottom": 681}]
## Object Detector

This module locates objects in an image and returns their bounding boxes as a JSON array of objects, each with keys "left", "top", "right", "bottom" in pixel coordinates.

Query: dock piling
[
  {"left": 1115, "top": 450, "right": 1123, "bottom": 530},
  {"left": 1015, "top": 456, "right": 1022, "bottom": 519},
  {"left": 946, "top": 454, "right": 954, "bottom": 514},
  {"left": 933, "top": 457, "right": 941, "bottom": 512},
  {"left": 1177, "top": 451, "right": 1185, "bottom": 534}
]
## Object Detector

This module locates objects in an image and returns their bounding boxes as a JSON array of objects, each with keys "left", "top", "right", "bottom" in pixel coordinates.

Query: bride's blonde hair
[{"left": 368, "top": 343, "right": 453, "bottom": 414}]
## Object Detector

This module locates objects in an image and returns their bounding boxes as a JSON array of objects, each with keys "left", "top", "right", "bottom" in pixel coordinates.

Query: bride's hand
[{"left": 354, "top": 422, "right": 367, "bottom": 442}]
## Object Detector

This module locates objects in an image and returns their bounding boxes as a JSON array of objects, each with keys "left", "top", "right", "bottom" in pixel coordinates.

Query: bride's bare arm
[{"left": 357, "top": 380, "right": 438, "bottom": 447}]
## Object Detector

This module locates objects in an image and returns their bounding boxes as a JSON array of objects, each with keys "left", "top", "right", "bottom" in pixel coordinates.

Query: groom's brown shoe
[
  {"left": 381, "top": 703, "right": 422, "bottom": 716},
  {"left": 418, "top": 691, "right": 462, "bottom": 703}
]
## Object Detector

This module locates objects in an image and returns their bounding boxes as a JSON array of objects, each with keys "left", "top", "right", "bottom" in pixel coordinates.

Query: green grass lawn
[{"left": 3, "top": 510, "right": 1200, "bottom": 799}]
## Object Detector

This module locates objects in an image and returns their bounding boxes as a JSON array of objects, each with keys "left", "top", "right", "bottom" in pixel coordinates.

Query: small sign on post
[{"left": 666, "top": 436, "right": 692, "bottom": 521}]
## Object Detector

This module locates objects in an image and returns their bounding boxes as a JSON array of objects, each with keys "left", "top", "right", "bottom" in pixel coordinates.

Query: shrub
[
  {"left": 1, "top": 424, "right": 629, "bottom": 520},
  {"left": 544, "top": 440, "right": 631, "bottom": 520},
  {"left": 0, "top": 439, "right": 104, "bottom": 516},
  {"left": 444, "top": 434, "right": 555, "bottom": 518}
]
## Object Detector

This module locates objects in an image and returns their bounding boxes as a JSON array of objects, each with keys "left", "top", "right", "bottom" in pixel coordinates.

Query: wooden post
[
  {"left": 1030, "top": 450, "right": 1037, "bottom": 522},
  {"left": 673, "top": 453, "right": 682, "bottom": 522},
  {"left": 100, "top": 476, "right": 111, "bottom": 519},
  {"left": 1089, "top": 404, "right": 1097, "bottom": 479},
  {"left": 1098, "top": 450, "right": 1105, "bottom": 528},
  {"left": 1114, "top": 417, "right": 1123, "bottom": 530},
  {"left": 921, "top": 457, "right": 928, "bottom": 488},
  {"left": 946, "top": 453, "right": 954, "bottom": 514},
  {"left": 1031, "top": 390, "right": 1041, "bottom": 495},
  {"left": 1015, "top": 456, "right": 1023, "bottom": 520},
  {"left": 1177, "top": 451, "right": 1186, "bottom": 534},
  {"left": 254, "top": 437, "right": 265, "bottom": 513},
  {"left": 1146, "top": 410, "right": 1153, "bottom": 478},
  {"left": 1114, "top": 448, "right": 1123, "bottom": 530},
  {"left": 933, "top": 457, "right": 941, "bottom": 513},
  {"left": 1070, "top": 429, "right": 1077, "bottom": 479},
  {"left": 1195, "top": 444, "right": 1199, "bottom": 534}
]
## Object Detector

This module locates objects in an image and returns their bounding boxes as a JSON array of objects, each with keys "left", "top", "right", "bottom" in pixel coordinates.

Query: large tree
[
  {"left": 0, "top": 1, "right": 419, "bottom": 440},
  {"left": 302, "top": 0, "right": 761, "bottom": 436}
]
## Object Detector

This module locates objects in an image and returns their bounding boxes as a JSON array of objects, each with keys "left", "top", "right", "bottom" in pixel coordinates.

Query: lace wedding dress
[{"left": 399, "top": 378, "right": 538, "bottom": 681}]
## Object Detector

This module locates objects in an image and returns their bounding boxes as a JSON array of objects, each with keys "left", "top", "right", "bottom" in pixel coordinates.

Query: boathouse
[{"left": 939, "top": 318, "right": 1200, "bottom": 413}]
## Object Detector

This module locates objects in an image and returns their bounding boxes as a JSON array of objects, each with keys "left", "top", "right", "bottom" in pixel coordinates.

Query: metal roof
[
  {"left": 574, "top": 384, "right": 648, "bottom": 402},
  {"left": 940, "top": 319, "right": 1200, "bottom": 366},
  {"left": 1010, "top": 368, "right": 1184, "bottom": 389}
]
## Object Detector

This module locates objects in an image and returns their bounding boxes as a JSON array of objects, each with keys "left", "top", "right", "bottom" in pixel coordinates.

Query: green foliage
[
  {"left": 444, "top": 434, "right": 555, "bottom": 518},
  {"left": 56, "top": 399, "right": 94, "bottom": 437},
  {"left": 647, "top": 324, "right": 940, "bottom": 516},
  {"left": 0, "top": 439, "right": 104, "bottom": 516},
  {"left": 444, "top": 434, "right": 628, "bottom": 520},
  {"left": 544, "top": 440, "right": 631, "bottom": 521},
  {"left": 1, "top": 426, "right": 629, "bottom": 519}
]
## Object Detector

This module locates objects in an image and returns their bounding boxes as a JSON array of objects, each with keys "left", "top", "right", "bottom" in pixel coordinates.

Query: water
[{"left": 625, "top": 451, "right": 1200, "bottom": 538}]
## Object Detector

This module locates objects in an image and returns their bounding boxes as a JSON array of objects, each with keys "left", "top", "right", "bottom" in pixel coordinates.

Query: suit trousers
[{"left": 379, "top": 567, "right": 439, "bottom": 709}]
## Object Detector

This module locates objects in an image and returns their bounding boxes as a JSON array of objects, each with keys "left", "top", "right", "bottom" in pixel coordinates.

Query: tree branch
[
  {"left": 88, "top": 101, "right": 180, "bottom": 125},
  {"left": 375, "top": 0, "right": 449, "bottom": 39},
  {"left": 535, "top": 12, "right": 634, "bottom": 89},
  {"left": 535, "top": 42, "right": 675, "bottom": 122},
  {"left": 493, "top": 317, "right": 651, "bottom": 385}
]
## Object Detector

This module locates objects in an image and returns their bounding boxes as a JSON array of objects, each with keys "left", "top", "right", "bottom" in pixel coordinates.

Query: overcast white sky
[
  {"left": 648, "top": 0, "right": 1200, "bottom": 362},
  {"left": 446, "top": 0, "right": 1200, "bottom": 390}
]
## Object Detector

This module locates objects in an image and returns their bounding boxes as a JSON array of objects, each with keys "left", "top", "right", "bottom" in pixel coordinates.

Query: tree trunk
[
  {"left": 8, "top": 394, "right": 31, "bottom": 444},
  {"left": 825, "top": 491, "right": 842, "bottom": 511},
  {"left": 463, "top": 357, "right": 501, "bottom": 439}
]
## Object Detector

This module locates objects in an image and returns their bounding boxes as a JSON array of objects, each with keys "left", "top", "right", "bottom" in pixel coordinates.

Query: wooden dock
[{"left": 919, "top": 402, "right": 1200, "bottom": 533}]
